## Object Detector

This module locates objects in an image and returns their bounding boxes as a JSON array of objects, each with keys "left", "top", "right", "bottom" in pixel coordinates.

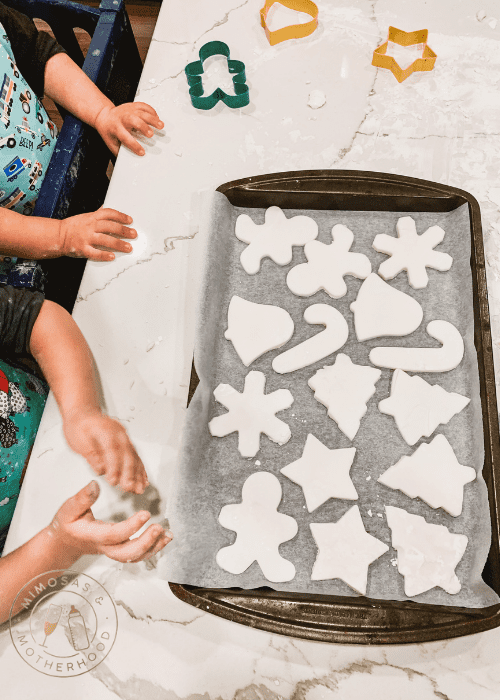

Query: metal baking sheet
[{"left": 167, "top": 171, "right": 500, "bottom": 643}]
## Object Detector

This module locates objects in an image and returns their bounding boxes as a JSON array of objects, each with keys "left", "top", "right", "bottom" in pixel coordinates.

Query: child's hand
[
  {"left": 94, "top": 102, "right": 164, "bottom": 157},
  {"left": 62, "top": 408, "right": 149, "bottom": 494},
  {"left": 59, "top": 207, "right": 137, "bottom": 261},
  {"left": 51, "top": 481, "right": 173, "bottom": 561}
]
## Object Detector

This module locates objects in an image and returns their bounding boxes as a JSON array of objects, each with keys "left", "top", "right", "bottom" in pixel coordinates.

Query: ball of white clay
[{"left": 307, "top": 90, "right": 326, "bottom": 109}]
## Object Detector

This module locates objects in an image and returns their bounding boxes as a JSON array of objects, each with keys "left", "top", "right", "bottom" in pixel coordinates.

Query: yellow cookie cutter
[
  {"left": 260, "top": 0, "right": 319, "bottom": 46},
  {"left": 372, "top": 26, "right": 437, "bottom": 83}
]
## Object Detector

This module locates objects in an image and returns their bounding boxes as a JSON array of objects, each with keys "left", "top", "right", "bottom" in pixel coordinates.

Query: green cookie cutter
[{"left": 185, "top": 41, "right": 249, "bottom": 110}]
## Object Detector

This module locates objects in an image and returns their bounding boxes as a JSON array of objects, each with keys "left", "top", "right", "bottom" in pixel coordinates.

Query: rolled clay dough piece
[
  {"left": 280, "top": 433, "right": 357, "bottom": 512},
  {"left": 308, "top": 353, "right": 381, "bottom": 440},
  {"left": 369, "top": 320, "right": 464, "bottom": 372},
  {"left": 379, "top": 369, "right": 470, "bottom": 445},
  {"left": 286, "top": 224, "right": 371, "bottom": 299},
  {"left": 373, "top": 216, "right": 453, "bottom": 289},
  {"left": 208, "top": 370, "right": 294, "bottom": 457},
  {"left": 217, "top": 471, "right": 298, "bottom": 582},
  {"left": 272, "top": 304, "right": 348, "bottom": 374},
  {"left": 385, "top": 505, "right": 468, "bottom": 596},
  {"left": 225, "top": 296, "right": 294, "bottom": 367},
  {"left": 378, "top": 434, "right": 476, "bottom": 517},
  {"left": 235, "top": 206, "right": 318, "bottom": 275},
  {"left": 350, "top": 273, "right": 423, "bottom": 341},
  {"left": 309, "top": 505, "right": 389, "bottom": 594}
]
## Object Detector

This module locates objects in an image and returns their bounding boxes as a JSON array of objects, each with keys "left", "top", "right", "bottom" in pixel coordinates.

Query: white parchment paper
[{"left": 163, "top": 191, "right": 500, "bottom": 609}]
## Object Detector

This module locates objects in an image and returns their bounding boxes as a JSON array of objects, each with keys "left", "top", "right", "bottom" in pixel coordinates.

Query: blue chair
[{"left": 3, "top": 0, "right": 143, "bottom": 311}]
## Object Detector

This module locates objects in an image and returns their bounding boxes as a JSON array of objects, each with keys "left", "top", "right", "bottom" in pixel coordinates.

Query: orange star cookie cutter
[
  {"left": 260, "top": 0, "right": 319, "bottom": 46},
  {"left": 372, "top": 26, "right": 437, "bottom": 83}
]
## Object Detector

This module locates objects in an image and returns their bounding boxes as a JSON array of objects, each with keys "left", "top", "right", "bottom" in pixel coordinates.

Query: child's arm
[
  {"left": 0, "top": 206, "right": 137, "bottom": 262},
  {"left": 30, "top": 299, "right": 148, "bottom": 494},
  {"left": 44, "top": 53, "right": 163, "bottom": 157},
  {"left": 0, "top": 481, "right": 173, "bottom": 624}
]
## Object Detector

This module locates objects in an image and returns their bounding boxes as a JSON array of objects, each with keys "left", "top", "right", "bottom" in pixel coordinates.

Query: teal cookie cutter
[{"left": 185, "top": 41, "right": 249, "bottom": 110}]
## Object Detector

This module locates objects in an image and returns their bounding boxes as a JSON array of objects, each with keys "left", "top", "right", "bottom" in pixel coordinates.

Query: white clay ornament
[
  {"left": 379, "top": 369, "right": 470, "bottom": 445},
  {"left": 378, "top": 434, "right": 476, "bottom": 517},
  {"left": 216, "top": 472, "right": 298, "bottom": 582},
  {"left": 370, "top": 320, "right": 464, "bottom": 372},
  {"left": 373, "top": 216, "right": 453, "bottom": 289},
  {"left": 225, "top": 296, "right": 294, "bottom": 367},
  {"left": 272, "top": 304, "right": 348, "bottom": 374},
  {"left": 287, "top": 224, "right": 371, "bottom": 299},
  {"left": 308, "top": 353, "right": 381, "bottom": 440},
  {"left": 208, "top": 371, "right": 294, "bottom": 458},
  {"left": 281, "top": 434, "right": 358, "bottom": 512},
  {"left": 385, "top": 505, "right": 468, "bottom": 596},
  {"left": 309, "top": 505, "right": 389, "bottom": 594},
  {"left": 235, "top": 206, "right": 318, "bottom": 275},
  {"left": 350, "top": 273, "right": 423, "bottom": 341}
]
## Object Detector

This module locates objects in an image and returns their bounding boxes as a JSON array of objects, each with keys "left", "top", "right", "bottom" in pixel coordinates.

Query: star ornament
[
  {"left": 372, "top": 26, "right": 437, "bottom": 84},
  {"left": 310, "top": 505, "right": 389, "bottom": 595},
  {"left": 281, "top": 433, "right": 358, "bottom": 512}
]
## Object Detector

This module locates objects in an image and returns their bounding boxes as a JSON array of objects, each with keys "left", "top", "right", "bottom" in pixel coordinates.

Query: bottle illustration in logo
[
  {"left": 68, "top": 605, "right": 90, "bottom": 651},
  {"left": 41, "top": 603, "right": 62, "bottom": 647}
]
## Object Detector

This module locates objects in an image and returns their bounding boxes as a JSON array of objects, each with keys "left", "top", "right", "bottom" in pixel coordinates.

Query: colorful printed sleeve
[
  {"left": 0, "top": 2, "right": 67, "bottom": 98},
  {"left": 0, "top": 285, "right": 44, "bottom": 356}
]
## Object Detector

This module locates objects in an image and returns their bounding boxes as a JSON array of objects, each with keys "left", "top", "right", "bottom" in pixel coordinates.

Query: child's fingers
[
  {"left": 133, "top": 102, "right": 162, "bottom": 121},
  {"left": 84, "top": 247, "right": 115, "bottom": 262},
  {"left": 104, "top": 450, "right": 121, "bottom": 488},
  {"left": 75, "top": 436, "right": 107, "bottom": 475},
  {"left": 119, "top": 449, "right": 143, "bottom": 494},
  {"left": 132, "top": 531, "right": 173, "bottom": 562},
  {"left": 96, "top": 219, "right": 137, "bottom": 239},
  {"left": 83, "top": 510, "right": 152, "bottom": 547},
  {"left": 125, "top": 111, "right": 162, "bottom": 137},
  {"left": 93, "top": 233, "right": 134, "bottom": 254},
  {"left": 57, "top": 480, "right": 100, "bottom": 524},
  {"left": 97, "top": 208, "right": 133, "bottom": 225},
  {"left": 101, "top": 523, "right": 167, "bottom": 561},
  {"left": 117, "top": 126, "right": 146, "bottom": 156}
]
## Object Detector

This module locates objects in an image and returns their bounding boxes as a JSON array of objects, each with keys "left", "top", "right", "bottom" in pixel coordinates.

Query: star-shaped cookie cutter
[
  {"left": 372, "top": 26, "right": 437, "bottom": 83},
  {"left": 185, "top": 41, "right": 249, "bottom": 110},
  {"left": 260, "top": 0, "right": 319, "bottom": 46}
]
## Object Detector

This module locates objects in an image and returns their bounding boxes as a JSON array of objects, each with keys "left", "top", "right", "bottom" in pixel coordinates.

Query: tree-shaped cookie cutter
[
  {"left": 185, "top": 41, "right": 249, "bottom": 110},
  {"left": 372, "top": 26, "right": 437, "bottom": 83},
  {"left": 259, "top": 0, "right": 319, "bottom": 46}
]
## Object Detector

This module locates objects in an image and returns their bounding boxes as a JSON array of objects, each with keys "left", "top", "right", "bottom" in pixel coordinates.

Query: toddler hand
[
  {"left": 94, "top": 102, "right": 164, "bottom": 157},
  {"left": 62, "top": 408, "right": 149, "bottom": 494},
  {"left": 59, "top": 207, "right": 137, "bottom": 261},
  {"left": 51, "top": 481, "right": 173, "bottom": 561}
]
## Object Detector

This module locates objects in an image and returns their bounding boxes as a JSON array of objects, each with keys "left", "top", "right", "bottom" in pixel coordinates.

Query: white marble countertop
[{"left": 3, "top": 0, "right": 500, "bottom": 696}]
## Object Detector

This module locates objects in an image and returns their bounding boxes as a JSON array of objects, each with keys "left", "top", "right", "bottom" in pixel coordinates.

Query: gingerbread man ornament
[{"left": 216, "top": 472, "right": 298, "bottom": 582}]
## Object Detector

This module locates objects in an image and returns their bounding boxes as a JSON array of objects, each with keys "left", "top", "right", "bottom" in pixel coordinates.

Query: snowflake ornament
[
  {"left": 208, "top": 370, "right": 294, "bottom": 457},
  {"left": 373, "top": 216, "right": 453, "bottom": 289}
]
